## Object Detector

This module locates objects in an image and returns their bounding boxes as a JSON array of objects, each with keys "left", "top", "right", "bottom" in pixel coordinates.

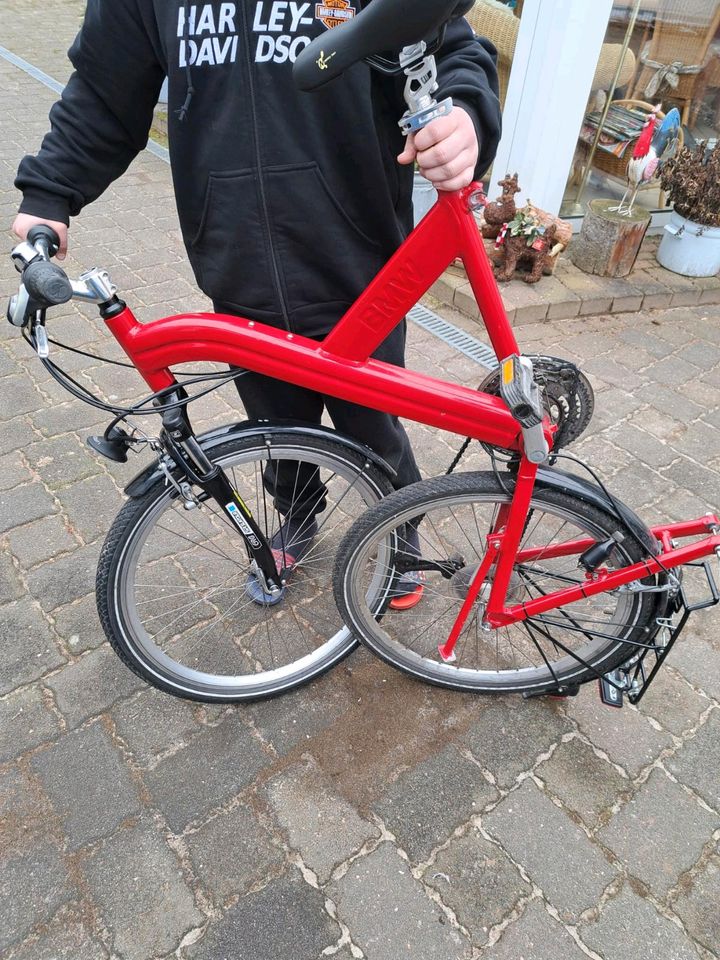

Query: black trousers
[{"left": 230, "top": 319, "right": 422, "bottom": 518}]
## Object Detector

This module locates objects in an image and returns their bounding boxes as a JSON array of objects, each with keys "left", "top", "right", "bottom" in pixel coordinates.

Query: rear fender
[{"left": 535, "top": 465, "right": 659, "bottom": 557}]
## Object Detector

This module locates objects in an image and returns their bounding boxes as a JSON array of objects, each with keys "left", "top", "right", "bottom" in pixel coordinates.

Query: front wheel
[
  {"left": 97, "top": 429, "right": 393, "bottom": 702},
  {"left": 334, "top": 472, "right": 659, "bottom": 694}
]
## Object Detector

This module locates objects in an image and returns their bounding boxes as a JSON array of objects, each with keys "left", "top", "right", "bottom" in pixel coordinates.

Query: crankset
[{"left": 479, "top": 355, "right": 595, "bottom": 453}]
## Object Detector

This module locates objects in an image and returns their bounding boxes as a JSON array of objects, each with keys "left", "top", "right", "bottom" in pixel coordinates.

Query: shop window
[{"left": 563, "top": 0, "right": 720, "bottom": 218}]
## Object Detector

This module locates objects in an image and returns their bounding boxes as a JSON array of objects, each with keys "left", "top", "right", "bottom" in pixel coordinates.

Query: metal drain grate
[
  {"left": 0, "top": 44, "right": 170, "bottom": 164},
  {"left": 408, "top": 303, "right": 498, "bottom": 370}
]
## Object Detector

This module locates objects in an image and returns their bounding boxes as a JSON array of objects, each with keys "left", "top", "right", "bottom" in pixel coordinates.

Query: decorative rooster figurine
[{"left": 612, "top": 106, "right": 681, "bottom": 216}]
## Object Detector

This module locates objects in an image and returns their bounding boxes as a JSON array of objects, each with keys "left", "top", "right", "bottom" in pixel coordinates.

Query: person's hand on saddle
[{"left": 397, "top": 106, "right": 479, "bottom": 192}]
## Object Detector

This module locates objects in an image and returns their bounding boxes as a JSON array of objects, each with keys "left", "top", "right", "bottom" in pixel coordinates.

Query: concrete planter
[{"left": 657, "top": 211, "right": 720, "bottom": 278}]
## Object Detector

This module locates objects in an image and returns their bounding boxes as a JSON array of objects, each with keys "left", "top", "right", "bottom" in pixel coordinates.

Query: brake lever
[
  {"left": 33, "top": 315, "right": 50, "bottom": 358},
  {"left": 7, "top": 283, "right": 31, "bottom": 327}
]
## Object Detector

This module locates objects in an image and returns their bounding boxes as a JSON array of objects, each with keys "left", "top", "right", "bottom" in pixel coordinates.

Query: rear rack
[{"left": 618, "top": 557, "right": 719, "bottom": 705}]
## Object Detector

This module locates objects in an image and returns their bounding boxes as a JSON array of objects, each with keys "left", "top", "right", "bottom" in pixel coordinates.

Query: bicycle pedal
[{"left": 598, "top": 670, "right": 624, "bottom": 709}]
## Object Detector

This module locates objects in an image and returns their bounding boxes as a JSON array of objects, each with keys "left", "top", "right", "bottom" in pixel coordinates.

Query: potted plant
[{"left": 657, "top": 141, "right": 720, "bottom": 278}]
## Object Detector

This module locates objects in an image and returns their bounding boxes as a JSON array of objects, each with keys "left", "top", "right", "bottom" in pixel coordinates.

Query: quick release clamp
[{"left": 398, "top": 44, "right": 453, "bottom": 134}]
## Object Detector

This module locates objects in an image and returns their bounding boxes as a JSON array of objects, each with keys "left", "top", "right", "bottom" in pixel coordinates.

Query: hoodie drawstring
[{"left": 177, "top": 0, "right": 195, "bottom": 122}]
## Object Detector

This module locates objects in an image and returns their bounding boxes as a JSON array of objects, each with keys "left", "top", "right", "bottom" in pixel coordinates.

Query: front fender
[{"left": 123, "top": 420, "right": 396, "bottom": 499}]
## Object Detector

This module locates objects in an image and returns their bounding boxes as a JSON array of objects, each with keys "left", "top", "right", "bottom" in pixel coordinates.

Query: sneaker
[
  {"left": 389, "top": 523, "right": 425, "bottom": 611},
  {"left": 245, "top": 516, "right": 318, "bottom": 607}
]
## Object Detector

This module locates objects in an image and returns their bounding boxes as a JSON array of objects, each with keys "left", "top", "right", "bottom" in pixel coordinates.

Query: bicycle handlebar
[
  {"left": 23, "top": 259, "right": 73, "bottom": 307},
  {"left": 8, "top": 224, "right": 117, "bottom": 328},
  {"left": 27, "top": 224, "right": 61, "bottom": 258}
]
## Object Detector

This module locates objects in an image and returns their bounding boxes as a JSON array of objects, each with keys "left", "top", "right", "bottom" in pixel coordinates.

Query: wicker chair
[
  {"left": 630, "top": 0, "right": 720, "bottom": 125},
  {"left": 466, "top": 0, "right": 636, "bottom": 109}
]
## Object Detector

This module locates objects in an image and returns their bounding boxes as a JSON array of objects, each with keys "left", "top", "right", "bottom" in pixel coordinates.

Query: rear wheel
[
  {"left": 97, "top": 429, "right": 393, "bottom": 701},
  {"left": 335, "top": 472, "right": 658, "bottom": 694}
]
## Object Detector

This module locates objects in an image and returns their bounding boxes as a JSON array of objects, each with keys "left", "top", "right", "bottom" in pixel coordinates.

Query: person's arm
[
  {"left": 435, "top": 16, "right": 502, "bottom": 177},
  {"left": 14, "top": 0, "right": 165, "bottom": 235},
  {"left": 398, "top": 17, "right": 502, "bottom": 191}
]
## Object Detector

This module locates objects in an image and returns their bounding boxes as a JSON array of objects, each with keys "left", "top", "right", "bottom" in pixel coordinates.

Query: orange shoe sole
[{"left": 389, "top": 584, "right": 424, "bottom": 610}]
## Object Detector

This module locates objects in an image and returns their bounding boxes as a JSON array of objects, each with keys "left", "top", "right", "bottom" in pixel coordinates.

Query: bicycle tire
[
  {"left": 334, "top": 471, "right": 659, "bottom": 694},
  {"left": 97, "top": 429, "right": 393, "bottom": 702}
]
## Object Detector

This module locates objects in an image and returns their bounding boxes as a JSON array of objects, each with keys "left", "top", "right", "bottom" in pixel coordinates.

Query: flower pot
[
  {"left": 656, "top": 211, "right": 720, "bottom": 278},
  {"left": 412, "top": 173, "right": 437, "bottom": 226}
]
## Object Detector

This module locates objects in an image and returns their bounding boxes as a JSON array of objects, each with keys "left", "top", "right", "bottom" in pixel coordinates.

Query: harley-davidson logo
[{"left": 316, "top": 0, "right": 356, "bottom": 30}]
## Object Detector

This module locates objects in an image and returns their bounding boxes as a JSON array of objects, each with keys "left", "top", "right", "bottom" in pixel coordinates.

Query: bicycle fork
[{"left": 157, "top": 392, "right": 284, "bottom": 597}]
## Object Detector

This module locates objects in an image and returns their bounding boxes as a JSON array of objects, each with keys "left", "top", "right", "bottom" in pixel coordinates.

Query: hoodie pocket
[
  {"left": 265, "top": 162, "right": 385, "bottom": 319},
  {"left": 190, "top": 169, "right": 279, "bottom": 318}
]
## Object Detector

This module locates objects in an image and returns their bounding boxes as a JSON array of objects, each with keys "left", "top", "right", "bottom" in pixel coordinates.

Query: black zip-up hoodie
[{"left": 16, "top": 0, "right": 501, "bottom": 336}]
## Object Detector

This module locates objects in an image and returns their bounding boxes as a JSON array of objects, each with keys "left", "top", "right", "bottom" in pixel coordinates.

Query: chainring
[{"left": 479, "top": 355, "right": 595, "bottom": 452}]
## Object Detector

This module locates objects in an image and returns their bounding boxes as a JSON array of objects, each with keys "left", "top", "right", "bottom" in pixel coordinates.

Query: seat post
[{"left": 398, "top": 43, "right": 454, "bottom": 134}]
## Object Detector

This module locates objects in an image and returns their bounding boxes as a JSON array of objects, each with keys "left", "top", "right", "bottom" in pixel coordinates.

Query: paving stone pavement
[{"left": 2, "top": 7, "right": 720, "bottom": 959}]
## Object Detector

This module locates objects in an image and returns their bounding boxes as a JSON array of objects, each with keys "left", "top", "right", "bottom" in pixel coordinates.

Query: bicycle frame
[{"left": 100, "top": 183, "right": 720, "bottom": 656}]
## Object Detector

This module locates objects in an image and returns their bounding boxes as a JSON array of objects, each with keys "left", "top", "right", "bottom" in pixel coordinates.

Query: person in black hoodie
[{"left": 13, "top": 0, "right": 501, "bottom": 602}]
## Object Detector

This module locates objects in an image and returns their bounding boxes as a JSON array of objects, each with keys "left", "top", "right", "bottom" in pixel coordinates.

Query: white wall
[{"left": 492, "top": 0, "right": 615, "bottom": 215}]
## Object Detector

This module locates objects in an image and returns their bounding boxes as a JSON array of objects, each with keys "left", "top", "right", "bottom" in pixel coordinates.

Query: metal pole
[{"left": 575, "top": 0, "right": 644, "bottom": 206}]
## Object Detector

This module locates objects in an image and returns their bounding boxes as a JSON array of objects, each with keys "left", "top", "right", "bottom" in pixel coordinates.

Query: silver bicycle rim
[
  {"left": 113, "top": 440, "right": 385, "bottom": 698},
  {"left": 343, "top": 491, "right": 646, "bottom": 691}
]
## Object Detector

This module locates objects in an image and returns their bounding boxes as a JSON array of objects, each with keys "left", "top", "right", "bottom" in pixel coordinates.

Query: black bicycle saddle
[{"left": 293, "top": 0, "right": 474, "bottom": 91}]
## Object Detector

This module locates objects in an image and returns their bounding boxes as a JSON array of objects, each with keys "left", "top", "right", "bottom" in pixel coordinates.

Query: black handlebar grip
[
  {"left": 27, "top": 224, "right": 61, "bottom": 258},
  {"left": 23, "top": 260, "right": 73, "bottom": 307}
]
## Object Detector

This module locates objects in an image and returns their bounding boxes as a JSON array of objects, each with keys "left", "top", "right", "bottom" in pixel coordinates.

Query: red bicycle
[{"left": 8, "top": 0, "right": 719, "bottom": 704}]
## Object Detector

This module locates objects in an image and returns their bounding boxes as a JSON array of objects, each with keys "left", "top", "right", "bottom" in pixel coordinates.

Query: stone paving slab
[{"left": 1, "top": 10, "right": 720, "bottom": 960}]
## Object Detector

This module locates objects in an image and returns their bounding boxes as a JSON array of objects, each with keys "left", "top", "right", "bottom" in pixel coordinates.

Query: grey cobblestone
[
  {"left": 329, "top": 843, "right": 471, "bottom": 959},
  {"left": 638, "top": 669, "right": 710, "bottom": 738},
  {"left": 185, "top": 804, "right": 286, "bottom": 902},
  {"left": 142, "top": 715, "right": 271, "bottom": 832},
  {"left": 6, "top": 515, "right": 78, "bottom": 569},
  {"left": 111, "top": 687, "right": 211, "bottom": 767},
  {"left": 4, "top": 906, "right": 109, "bottom": 960},
  {"left": 23, "top": 435, "right": 99, "bottom": 491},
  {"left": 460, "top": 699, "right": 569, "bottom": 789},
  {"left": 25, "top": 544, "right": 99, "bottom": 612},
  {"left": 485, "top": 779, "right": 616, "bottom": 920},
  {"left": 666, "top": 711, "right": 720, "bottom": 811},
  {"left": 0, "top": 596, "right": 64, "bottom": 695},
  {"left": 83, "top": 820, "right": 202, "bottom": 960},
  {"left": 53, "top": 474, "right": 123, "bottom": 543},
  {"left": 425, "top": 830, "right": 531, "bottom": 947},
  {"left": 598, "top": 768, "right": 718, "bottom": 897},
  {"left": 373, "top": 744, "right": 497, "bottom": 863},
  {"left": 669, "top": 635, "right": 720, "bottom": 702},
  {"left": 535, "top": 736, "right": 628, "bottom": 830},
  {"left": 44, "top": 645, "right": 144, "bottom": 729},
  {"left": 0, "top": 450, "right": 32, "bottom": 490},
  {"left": 482, "top": 900, "right": 586, "bottom": 959},
  {"left": 0, "top": 549, "right": 24, "bottom": 603},
  {"left": 671, "top": 853, "right": 720, "bottom": 957},
  {"left": 0, "top": 685, "right": 60, "bottom": 762},
  {"left": 185, "top": 871, "right": 340, "bottom": 960},
  {"left": 267, "top": 758, "right": 378, "bottom": 883},
  {"left": 51, "top": 593, "right": 105, "bottom": 654},
  {"left": 579, "top": 882, "right": 702, "bottom": 960},
  {"left": 29, "top": 722, "right": 142, "bottom": 850},
  {"left": 1, "top": 839, "right": 73, "bottom": 954},
  {"left": 0, "top": 481, "right": 57, "bottom": 535},
  {"left": 566, "top": 690, "right": 672, "bottom": 778}
]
